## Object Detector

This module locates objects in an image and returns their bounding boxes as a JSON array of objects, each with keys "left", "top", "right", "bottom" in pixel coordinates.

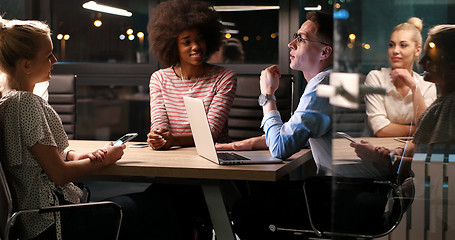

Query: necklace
[{"left": 179, "top": 66, "right": 201, "bottom": 92}]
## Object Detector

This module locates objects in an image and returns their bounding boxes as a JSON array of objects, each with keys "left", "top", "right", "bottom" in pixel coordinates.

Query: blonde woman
[
  {"left": 365, "top": 17, "right": 437, "bottom": 137},
  {"left": 0, "top": 17, "right": 158, "bottom": 240}
]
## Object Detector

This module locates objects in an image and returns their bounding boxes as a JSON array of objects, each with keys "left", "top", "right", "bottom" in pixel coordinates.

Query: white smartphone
[
  {"left": 393, "top": 137, "right": 413, "bottom": 143},
  {"left": 336, "top": 131, "right": 357, "bottom": 143},
  {"left": 113, "top": 133, "right": 138, "bottom": 146}
]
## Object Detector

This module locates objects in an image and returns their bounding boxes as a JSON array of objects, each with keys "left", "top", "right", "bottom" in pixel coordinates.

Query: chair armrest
[
  {"left": 38, "top": 201, "right": 121, "bottom": 214},
  {"left": 8, "top": 201, "right": 122, "bottom": 240}
]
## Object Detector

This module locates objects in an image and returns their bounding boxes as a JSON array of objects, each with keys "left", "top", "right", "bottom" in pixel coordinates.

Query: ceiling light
[
  {"left": 82, "top": 1, "right": 132, "bottom": 17},
  {"left": 214, "top": 6, "right": 279, "bottom": 12},
  {"left": 304, "top": 5, "right": 322, "bottom": 11}
]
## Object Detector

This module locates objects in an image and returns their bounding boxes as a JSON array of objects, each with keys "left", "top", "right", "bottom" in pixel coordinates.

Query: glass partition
[{"left": 332, "top": 0, "right": 454, "bottom": 239}]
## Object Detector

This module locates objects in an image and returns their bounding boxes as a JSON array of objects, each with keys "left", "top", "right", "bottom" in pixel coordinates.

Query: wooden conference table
[{"left": 69, "top": 140, "right": 313, "bottom": 240}]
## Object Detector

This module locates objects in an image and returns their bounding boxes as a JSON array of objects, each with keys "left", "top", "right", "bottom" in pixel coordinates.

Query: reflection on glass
[
  {"left": 332, "top": 0, "right": 455, "bottom": 238},
  {"left": 214, "top": 2, "right": 279, "bottom": 64},
  {"left": 207, "top": 38, "right": 245, "bottom": 64},
  {"left": 76, "top": 85, "right": 150, "bottom": 141}
]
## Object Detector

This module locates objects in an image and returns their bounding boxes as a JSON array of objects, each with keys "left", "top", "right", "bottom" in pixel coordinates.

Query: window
[
  {"left": 51, "top": 0, "right": 149, "bottom": 63},
  {"left": 50, "top": 0, "right": 281, "bottom": 64}
]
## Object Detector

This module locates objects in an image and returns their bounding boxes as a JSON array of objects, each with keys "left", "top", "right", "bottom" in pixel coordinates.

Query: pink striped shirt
[{"left": 149, "top": 65, "right": 237, "bottom": 142}]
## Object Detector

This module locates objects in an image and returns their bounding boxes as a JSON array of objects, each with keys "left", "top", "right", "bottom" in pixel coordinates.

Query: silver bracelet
[
  {"left": 389, "top": 151, "right": 397, "bottom": 164},
  {"left": 64, "top": 149, "right": 74, "bottom": 161}
]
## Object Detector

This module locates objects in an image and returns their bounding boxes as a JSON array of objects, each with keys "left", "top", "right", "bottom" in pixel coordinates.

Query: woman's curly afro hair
[{"left": 147, "top": 0, "right": 223, "bottom": 67}]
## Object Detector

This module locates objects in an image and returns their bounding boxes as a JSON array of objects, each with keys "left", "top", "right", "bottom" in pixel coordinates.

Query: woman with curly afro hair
[{"left": 147, "top": 0, "right": 237, "bottom": 150}]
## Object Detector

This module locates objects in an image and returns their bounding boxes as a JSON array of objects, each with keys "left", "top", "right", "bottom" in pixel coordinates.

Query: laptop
[{"left": 183, "top": 96, "right": 282, "bottom": 165}]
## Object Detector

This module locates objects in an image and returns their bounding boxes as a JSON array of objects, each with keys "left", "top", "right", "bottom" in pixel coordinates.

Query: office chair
[
  {"left": 269, "top": 157, "right": 414, "bottom": 240},
  {"left": 0, "top": 161, "right": 123, "bottom": 240},
  {"left": 228, "top": 75, "right": 293, "bottom": 141},
  {"left": 48, "top": 74, "right": 77, "bottom": 139}
]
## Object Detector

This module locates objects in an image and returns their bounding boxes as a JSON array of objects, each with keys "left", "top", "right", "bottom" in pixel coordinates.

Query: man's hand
[
  {"left": 260, "top": 65, "right": 281, "bottom": 95},
  {"left": 215, "top": 136, "right": 267, "bottom": 151}
]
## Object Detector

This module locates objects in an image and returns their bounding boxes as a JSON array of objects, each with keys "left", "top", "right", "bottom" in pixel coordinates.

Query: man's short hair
[{"left": 306, "top": 11, "right": 333, "bottom": 46}]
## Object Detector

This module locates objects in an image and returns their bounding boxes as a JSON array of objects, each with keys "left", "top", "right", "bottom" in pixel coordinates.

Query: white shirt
[
  {"left": 365, "top": 67, "right": 437, "bottom": 134},
  {"left": 33, "top": 81, "right": 49, "bottom": 101}
]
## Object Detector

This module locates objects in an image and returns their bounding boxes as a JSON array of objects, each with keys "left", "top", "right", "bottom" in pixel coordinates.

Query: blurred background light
[
  {"left": 94, "top": 20, "right": 102, "bottom": 27},
  {"left": 334, "top": 9, "right": 350, "bottom": 19}
]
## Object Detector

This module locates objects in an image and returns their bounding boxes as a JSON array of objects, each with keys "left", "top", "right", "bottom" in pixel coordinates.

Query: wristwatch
[{"left": 258, "top": 94, "right": 276, "bottom": 106}]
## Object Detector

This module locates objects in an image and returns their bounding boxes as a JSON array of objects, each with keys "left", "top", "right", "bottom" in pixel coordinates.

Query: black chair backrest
[
  {"left": 228, "top": 74, "right": 293, "bottom": 141},
  {"left": 48, "top": 74, "right": 77, "bottom": 139}
]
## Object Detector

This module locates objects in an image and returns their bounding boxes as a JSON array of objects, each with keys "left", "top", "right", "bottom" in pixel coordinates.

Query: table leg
[{"left": 202, "top": 184, "right": 236, "bottom": 240}]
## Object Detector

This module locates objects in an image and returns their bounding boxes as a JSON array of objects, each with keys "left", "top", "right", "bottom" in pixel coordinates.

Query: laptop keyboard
[{"left": 217, "top": 152, "right": 250, "bottom": 161}]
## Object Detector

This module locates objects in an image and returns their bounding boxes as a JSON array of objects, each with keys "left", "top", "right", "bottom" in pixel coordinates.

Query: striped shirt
[{"left": 149, "top": 65, "right": 237, "bottom": 142}]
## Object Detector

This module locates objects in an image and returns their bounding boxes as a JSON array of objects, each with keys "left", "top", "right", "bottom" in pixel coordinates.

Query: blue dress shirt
[{"left": 261, "top": 68, "right": 333, "bottom": 175}]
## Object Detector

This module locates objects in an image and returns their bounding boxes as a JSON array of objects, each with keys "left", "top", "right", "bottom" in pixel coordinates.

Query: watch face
[{"left": 258, "top": 94, "right": 267, "bottom": 106}]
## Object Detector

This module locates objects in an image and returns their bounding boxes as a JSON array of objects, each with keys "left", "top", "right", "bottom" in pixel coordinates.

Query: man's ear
[
  {"left": 18, "top": 59, "right": 32, "bottom": 75},
  {"left": 321, "top": 45, "right": 333, "bottom": 60}
]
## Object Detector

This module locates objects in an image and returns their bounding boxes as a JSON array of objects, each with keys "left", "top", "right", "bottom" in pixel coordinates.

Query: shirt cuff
[{"left": 260, "top": 110, "right": 281, "bottom": 127}]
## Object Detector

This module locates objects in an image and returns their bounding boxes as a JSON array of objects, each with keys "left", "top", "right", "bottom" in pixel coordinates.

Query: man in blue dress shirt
[{"left": 216, "top": 10, "right": 333, "bottom": 176}]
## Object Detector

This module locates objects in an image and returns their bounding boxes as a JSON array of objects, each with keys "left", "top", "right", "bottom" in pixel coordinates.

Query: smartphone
[
  {"left": 113, "top": 133, "right": 138, "bottom": 146},
  {"left": 394, "top": 137, "right": 413, "bottom": 143},
  {"left": 336, "top": 131, "right": 357, "bottom": 143},
  {"left": 129, "top": 143, "right": 149, "bottom": 148}
]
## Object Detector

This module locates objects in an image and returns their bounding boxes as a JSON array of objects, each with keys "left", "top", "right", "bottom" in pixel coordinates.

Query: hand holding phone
[
  {"left": 113, "top": 133, "right": 138, "bottom": 146},
  {"left": 336, "top": 131, "right": 357, "bottom": 143}
]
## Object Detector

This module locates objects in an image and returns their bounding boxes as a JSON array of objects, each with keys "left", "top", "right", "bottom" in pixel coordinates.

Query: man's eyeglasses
[{"left": 293, "top": 33, "right": 329, "bottom": 46}]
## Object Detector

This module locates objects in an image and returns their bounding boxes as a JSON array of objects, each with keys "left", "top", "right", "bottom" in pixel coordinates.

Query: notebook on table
[{"left": 183, "top": 96, "right": 282, "bottom": 165}]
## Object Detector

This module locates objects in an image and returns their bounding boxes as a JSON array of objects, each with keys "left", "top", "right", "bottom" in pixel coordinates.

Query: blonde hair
[
  {"left": 392, "top": 17, "right": 423, "bottom": 47},
  {"left": 0, "top": 16, "right": 50, "bottom": 91}
]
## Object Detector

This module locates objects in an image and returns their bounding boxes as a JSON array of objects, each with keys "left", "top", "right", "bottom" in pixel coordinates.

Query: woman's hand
[
  {"left": 147, "top": 128, "right": 173, "bottom": 150},
  {"left": 390, "top": 69, "right": 417, "bottom": 90},
  {"left": 78, "top": 149, "right": 107, "bottom": 162},
  {"left": 349, "top": 140, "right": 393, "bottom": 174},
  {"left": 103, "top": 142, "right": 126, "bottom": 165}
]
